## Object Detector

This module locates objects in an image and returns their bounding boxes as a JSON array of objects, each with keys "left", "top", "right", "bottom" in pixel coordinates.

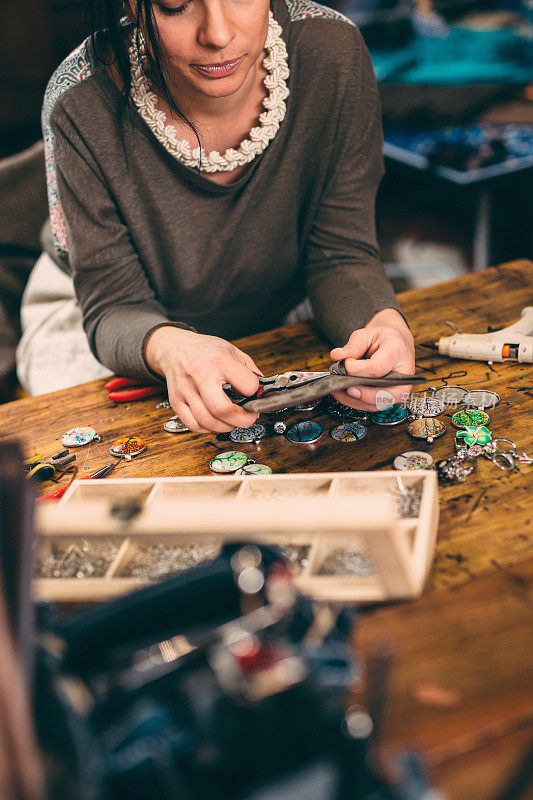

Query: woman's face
[{"left": 144, "top": 0, "right": 270, "bottom": 100}]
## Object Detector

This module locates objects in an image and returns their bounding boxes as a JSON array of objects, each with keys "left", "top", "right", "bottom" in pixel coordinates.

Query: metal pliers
[
  {"left": 229, "top": 361, "right": 425, "bottom": 413},
  {"left": 24, "top": 450, "right": 76, "bottom": 481}
]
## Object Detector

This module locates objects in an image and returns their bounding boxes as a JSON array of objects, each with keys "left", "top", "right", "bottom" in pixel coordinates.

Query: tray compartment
[
  {"left": 61, "top": 480, "right": 155, "bottom": 507},
  {"left": 148, "top": 479, "right": 241, "bottom": 502},
  {"left": 237, "top": 476, "right": 332, "bottom": 501},
  {"left": 36, "top": 536, "right": 124, "bottom": 579},
  {"left": 114, "top": 540, "right": 221, "bottom": 580}
]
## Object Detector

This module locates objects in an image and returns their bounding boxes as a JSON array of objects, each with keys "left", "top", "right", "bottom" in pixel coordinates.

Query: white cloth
[{"left": 16, "top": 252, "right": 112, "bottom": 395}]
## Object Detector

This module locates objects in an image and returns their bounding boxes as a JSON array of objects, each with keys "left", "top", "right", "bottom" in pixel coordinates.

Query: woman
[{"left": 17, "top": 0, "right": 414, "bottom": 432}]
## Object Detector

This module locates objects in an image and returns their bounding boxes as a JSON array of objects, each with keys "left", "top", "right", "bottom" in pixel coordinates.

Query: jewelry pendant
[
  {"left": 436, "top": 455, "right": 477, "bottom": 483},
  {"left": 330, "top": 422, "right": 367, "bottom": 442},
  {"left": 407, "top": 418, "right": 446, "bottom": 443},
  {"left": 454, "top": 438, "right": 486, "bottom": 458},
  {"left": 61, "top": 426, "right": 101, "bottom": 447},
  {"left": 371, "top": 406, "right": 408, "bottom": 426},
  {"left": 286, "top": 421, "right": 324, "bottom": 443},
  {"left": 456, "top": 425, "right": 492, "bottom": 446},
  {"left": 234, "top": 463, "right": 273, "bottom": 476},
  {"left": 209, "top": 451, "right": 249, "bottom": 473},
  {"left": 327, "top": 396, "right": 370, "bottom": 422},
  {"left": 451, "top": 409, "right": 490, "bottom": 429},
  {"left": 462, "top": 390, "right": 500, "bottom": 409},
  {"left": 393, "top": 451, "right": 434, "bottom": 471},
  {"left": 164, "top": 416, "right": 189, "bottom": 433},
  {"left": 230, "top": 423, "right": 266, "bottom": 444},
  {"left": 431, "top": 385, "right": 467, "bottom": 406},
  {"left": 406, "top": 395, "right": 445, "bottom": 417},
  {"left": 109, "top": 436, "right": 146, "bottom": 460}
]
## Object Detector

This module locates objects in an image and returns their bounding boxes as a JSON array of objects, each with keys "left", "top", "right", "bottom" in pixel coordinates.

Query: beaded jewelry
[{"left": 129, "top": 11, "right": 290, "bottom": 173}]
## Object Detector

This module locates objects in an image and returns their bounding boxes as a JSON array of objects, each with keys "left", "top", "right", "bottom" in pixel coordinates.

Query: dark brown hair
[{"left": 87, "top": 1, "right": 200, "bottom": 146}]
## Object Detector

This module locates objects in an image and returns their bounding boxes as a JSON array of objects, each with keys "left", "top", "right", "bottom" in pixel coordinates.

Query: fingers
[
  {"left": 331, "top": 327, "right": 413, "bottom": 411},
  {"left": 184, "top": 386, "right": 237, "bottom": 433},
  {"left": 223, "top": 357, "right": 261, "bottom": 397},
  {"left": 168, "top": 377, "right": 217, "bottom": 433},
  {"left": 168, "top": 369, "right": 258, "bottom": 433},
  {"left": 331, "top": 330, "right": 391, "bottom": 379},
  {"left": 333, "top": 384, "right": 412, "bottom": 411},
  {"left": 167, "top": 374, "right": 229, "bottom": 433},
  {"left": 197, "top": 378, "right": 258, "bottom": 430},
  {"left": 331, "top": 328, "right": 415, "bottom": 388},
  {"left": 161, "top": 334, "right": 263, "bottom": 433},
  {"left": 191, "top": 354, "right": 260, "bottom": 429},
  {"left": 342, "top": 340, "right": 399, "bottom": 379},
  {"left": 331, "top": 329, "right": 375, "bottom": 363},
  {"left": 171, "top": 400, "right": 210, "bottom": 435},
  {"left": 236, "top": 348, "right": 264, "bottom": 377}
]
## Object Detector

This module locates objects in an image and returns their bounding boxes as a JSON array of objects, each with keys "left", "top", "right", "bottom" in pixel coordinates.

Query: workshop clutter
[
  {"left": 2, "top": 545, "right": 440, "bottom": 798},
  {"left": 0, "top": 442, "right": 442, "bottom": 800},
  {"left": 411, "top": 7, "right": 530, "bottom": 73},
  {"left": 35, "top": 471, "right": 439, "bottom": 604}
]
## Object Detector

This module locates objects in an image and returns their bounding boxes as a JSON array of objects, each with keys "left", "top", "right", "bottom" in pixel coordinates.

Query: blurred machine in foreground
[{"left": 0, "top": 442, "right": 441, "bottom": 800}]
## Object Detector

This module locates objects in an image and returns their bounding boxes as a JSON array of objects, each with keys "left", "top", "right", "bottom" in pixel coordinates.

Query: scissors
[{"left": 226, "top": 361, "right": 425, "bottom": 414}]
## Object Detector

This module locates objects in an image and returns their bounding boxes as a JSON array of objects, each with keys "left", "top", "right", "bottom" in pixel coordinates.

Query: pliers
[
  {"left": 229, "top": 361, "right": 425, "bottom": 414},
  {"left": 105, "top": 377, "right": 165, "bottom": 402},
  {"left": 24, "top": 450, "right": 76, "bottom": 481}
]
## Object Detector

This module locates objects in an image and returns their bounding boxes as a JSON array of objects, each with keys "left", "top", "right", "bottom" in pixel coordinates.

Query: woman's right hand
[{"left": 144, "top": 326, "right": 262, "bottom": 433}]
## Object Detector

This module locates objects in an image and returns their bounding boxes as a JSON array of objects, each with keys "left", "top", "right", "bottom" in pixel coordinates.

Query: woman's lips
[{"left": 193, "top": 56, "right": 244, "bottom": 78}]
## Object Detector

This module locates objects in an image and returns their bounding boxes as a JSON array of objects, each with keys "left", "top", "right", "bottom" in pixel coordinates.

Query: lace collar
[{"left": 129, "top": 11, "right": 290, "bottom": 173}]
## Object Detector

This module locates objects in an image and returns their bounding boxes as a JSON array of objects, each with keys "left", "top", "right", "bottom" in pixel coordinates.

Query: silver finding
[
  {"left": 455, "top": 442, "right": 485, "bottom": 458},
  {"left": 490, "top": 452, "right": 516, "bottom": 471},
  {"left": 436, "top": 454, "right": 477, "bottom": 483},
  {"left": 482, "top": 438, "right": 517, "bottom": 459},
  {"left": 454, "top": 435, "right": 529, "bottom": 472},
  {"left": 481, "top": 439, "right": 517, "bottom": 471}
]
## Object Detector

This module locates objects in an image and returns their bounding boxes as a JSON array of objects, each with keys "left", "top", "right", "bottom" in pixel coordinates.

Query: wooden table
[{"left": 1, "top": 259, "right": 532, "bottom": 799}]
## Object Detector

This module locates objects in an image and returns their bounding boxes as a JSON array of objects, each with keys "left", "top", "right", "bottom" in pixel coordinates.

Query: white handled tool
[{"left": 437, "top": 307, "right": 533, "bottom": 363}]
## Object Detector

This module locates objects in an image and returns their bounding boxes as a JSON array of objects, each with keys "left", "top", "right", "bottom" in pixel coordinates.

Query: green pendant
[
  {"left": 209, "top": 451, "right": 248, "bottom": 473},
  {"left": 452, "top": 409, "right": 490, "bottom": 429},
  {"left": 456, "top": 425, "right": 492, "bottom": 446}
]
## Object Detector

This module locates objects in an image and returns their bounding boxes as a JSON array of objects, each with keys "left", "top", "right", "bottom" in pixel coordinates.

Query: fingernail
[{"left": 347, "top": 387, "right": 361, "bottom": 399}]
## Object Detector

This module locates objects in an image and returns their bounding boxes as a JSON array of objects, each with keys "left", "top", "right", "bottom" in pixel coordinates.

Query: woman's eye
[{"left": 158, "top": 1, "right": 191, "bottom": 15}]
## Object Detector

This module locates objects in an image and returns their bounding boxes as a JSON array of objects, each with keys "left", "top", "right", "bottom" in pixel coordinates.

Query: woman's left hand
[{"left": 329, "top": 309, "right": 415, "bottom": 411}]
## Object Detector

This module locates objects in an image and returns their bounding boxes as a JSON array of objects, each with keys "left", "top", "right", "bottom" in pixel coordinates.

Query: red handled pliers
[{"left": 105, "top": 377, "right": 165, "bottom": 402}]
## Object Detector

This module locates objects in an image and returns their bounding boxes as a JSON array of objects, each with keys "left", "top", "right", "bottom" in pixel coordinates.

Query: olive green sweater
[{"left": 42, "top": 0, "right": 402, "bottom": 382}]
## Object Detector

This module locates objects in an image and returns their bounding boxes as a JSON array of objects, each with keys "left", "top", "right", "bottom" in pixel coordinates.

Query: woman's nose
[{"left": 197, "top": 0, "right": 235, "bottom": 49}]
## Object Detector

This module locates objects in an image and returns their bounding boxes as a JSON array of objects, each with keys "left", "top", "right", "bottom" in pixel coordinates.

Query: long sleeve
[
  {"left": 49, "top": 103, "right": 193, "bottom": 382},
  {"left": 303, "top": 28, "right": 402, "bottom": 347}
]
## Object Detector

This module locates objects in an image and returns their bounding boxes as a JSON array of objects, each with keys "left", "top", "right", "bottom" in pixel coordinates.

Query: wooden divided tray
[{"left": 35, "top": 471, "right": 439, "bottom": 604}]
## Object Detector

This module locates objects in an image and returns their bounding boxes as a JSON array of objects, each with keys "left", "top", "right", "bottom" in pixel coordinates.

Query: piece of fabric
[
  {"left": 38, "top": 0, "right": 402, "bottom": 384},
  {"left": 16, "top": 252, "right": 112, "bottom": 394}
]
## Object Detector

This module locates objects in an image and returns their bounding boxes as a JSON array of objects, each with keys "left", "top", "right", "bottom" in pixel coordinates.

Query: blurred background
[{"left": 0, "top": 0, "right": 532, "bottom": 401}]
